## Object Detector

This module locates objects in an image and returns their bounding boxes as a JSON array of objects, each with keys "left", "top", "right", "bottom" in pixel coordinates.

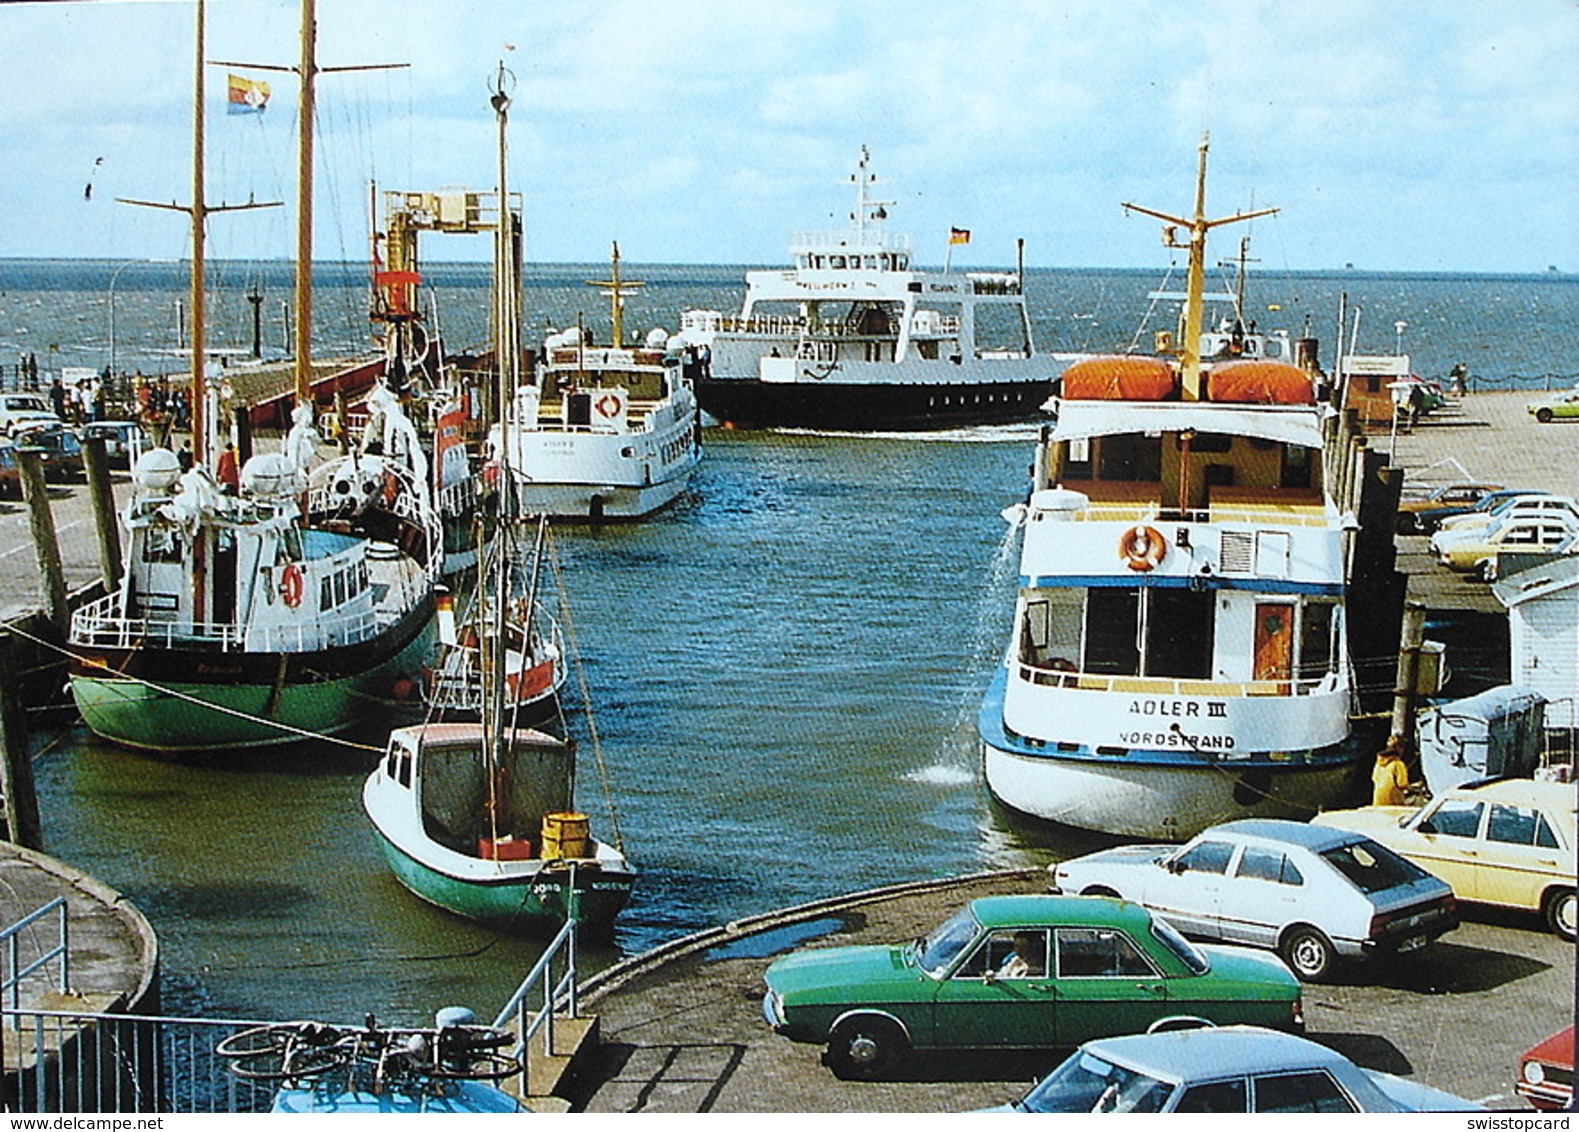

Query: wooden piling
[
  {"left": 17, "top": 449, "right": 68, "bottom": 633},
  {"left": 0, "top": 631, "right": 44, "bottom": 850},
  {"left": 80, "top": 436, "right": 123, "bottom": 594},
  {"left": 1390, "top": 600, "right": 1429, "bottom": 752}
]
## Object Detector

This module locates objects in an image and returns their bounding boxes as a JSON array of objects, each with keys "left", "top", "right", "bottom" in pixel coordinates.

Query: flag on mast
[
  {"left": 227, "top": 74, "right": 271, "bottom": 114},
  {"left": 949, "top": 227, "right": 971, "bottom": 245}
]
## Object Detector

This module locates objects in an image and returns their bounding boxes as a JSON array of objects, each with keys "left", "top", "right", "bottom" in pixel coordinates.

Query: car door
[
  {"left": 1409, "top": 797, "right": 1486, "bottom": 900},
  {"left": 1151, "top": 839, "right": 1236, "bottom": 939},
  {"left": 1220, "top": 845, "right": 1306, "bottom": 948},
  {"left": 930, "top": 927, "right": 1059, "bottom": 1049},
  {"left": 1482, "top": 802, "right": 1567, "bottom": 911},
  {"left": 1048, "top": 926, "right": 1170, "bottom": 1045}
]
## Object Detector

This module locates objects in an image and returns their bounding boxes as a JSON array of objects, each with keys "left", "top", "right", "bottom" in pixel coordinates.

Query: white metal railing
[
  {"left": 1013, "top": 662, "right": 1334, "bottom": 698},
  {"left": 1, "top": 900, "right": 68, "bottom": 1032},
  {"left": 491, "top": 915, "right": 578, "bottom": 1100}
]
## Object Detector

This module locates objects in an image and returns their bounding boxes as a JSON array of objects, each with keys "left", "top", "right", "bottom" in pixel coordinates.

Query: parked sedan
[
  {"left": 761, "top": 895, "right": 1304, "bottom": 1079},
  {"left": 996, "top": 1025, "right": 1480, "bottom": 1113},
  {"left": 12, "top": 424, "right": 85, "bottom": 482},
  {"left": 1395, "top": 482, "right": 1504, "bottom": 535},
  {"left": 78, "top": 419, "right": 148, "bottom": 468},
  {"left": 1313, "top": 778, "right": 1576, "bottom": 940},
  {"left": 0, "top": 439, "right": 19, "bottom": 499},
  {"left": 1432, "top": 514, "right": 1579, "bottom": 577},
  {"left": 1528, "top": 387, "right": 1579, "bottom": 423},
  {"left": 1413, "top": 487, "right": 1552, "bottom": 536},
  {"left": 1049, "top": 819, "right": 1459, "bottom": 982},
  {"left": 1517, "top": 1026, "right": 1574, "bottom": 1111},
  {"left": 1431, "top": 494, "right": 1578, "bottom": 543}
]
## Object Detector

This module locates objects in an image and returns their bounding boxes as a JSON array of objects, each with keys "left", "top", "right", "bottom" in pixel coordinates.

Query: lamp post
[
  {"left": 108, "top": 259, "right": 175, "bottom": 380},
  {"left": 1393, "top": 319, "right": 1407, "bottom": 356}
]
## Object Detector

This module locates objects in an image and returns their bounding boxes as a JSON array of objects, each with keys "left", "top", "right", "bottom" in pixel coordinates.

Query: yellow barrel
[{"left": 540, "top": 812, "right": 591, "bottom": 860}]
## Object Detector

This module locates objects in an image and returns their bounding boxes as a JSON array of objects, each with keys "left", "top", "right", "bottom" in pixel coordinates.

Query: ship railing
[
  {"left": 1013, "top": 662, "right": 1336, "bottom": 698},
  {"left": 0, "top": 1007, "right": 281, "bottom": 1113},
  {"left": 682, "top": 311, "right": 807, "bottom": 336},
  {"left": 967, "top": 272, "right": 1022, "bottom": 295},
  {"left": 437, "top": 476, "right": 476, "bottom": 519},
  {"left": 69, "top": 591, "right": 395, "bottom": 653},
  {"left": 492, "top": 916, "right": 578, "bottom": 1101},
  {"left": 790, "top": 228, "right": 912, "bottom": 255}
]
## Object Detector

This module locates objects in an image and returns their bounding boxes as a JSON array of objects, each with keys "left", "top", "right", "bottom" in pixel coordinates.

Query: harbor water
[{"left": 5, "top": 261, "right": 1575, "bottom": 1026}]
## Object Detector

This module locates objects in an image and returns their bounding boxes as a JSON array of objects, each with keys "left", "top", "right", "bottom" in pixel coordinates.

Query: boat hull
[
  {"left": 370, "top": 826, "right": 633, "bottom": 931},
  {"left": 513, "top": 468, "right": 693, "bottom": 521},
  {"left": 979, "top": 668, "right": 1367, "bottom": 841},
  {"left": 69, "top": 601, "right": 435, "bottom": 753},
  {"left": 696, "top": 374, "right": 1056, "bottom": 431}
]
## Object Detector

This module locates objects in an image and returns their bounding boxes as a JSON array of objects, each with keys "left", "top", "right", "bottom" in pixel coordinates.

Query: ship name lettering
[{"left": 1128, "top": 698, "right": 1203, "bottom": 718}]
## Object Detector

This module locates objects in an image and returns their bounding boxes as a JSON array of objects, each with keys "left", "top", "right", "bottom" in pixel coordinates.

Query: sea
[{"left": 2, "top": 259, "right": 1575, "bottom": 1027}]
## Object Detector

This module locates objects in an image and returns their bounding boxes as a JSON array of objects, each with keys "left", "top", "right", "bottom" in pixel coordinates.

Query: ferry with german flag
[
  {"left": 979, "top": 138, "right": 1366, "bottom": 841},
  {"left": 677, "top": 146, "right": 1070, "bottom": 431}
]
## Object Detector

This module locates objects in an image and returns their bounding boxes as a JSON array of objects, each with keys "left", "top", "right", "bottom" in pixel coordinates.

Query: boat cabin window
[
  {"left": 141, "top": 527, "right": 182, "bottom": 564},
  {"left": 1281, "top": 445, "right": 1314, "bottom": 489},
  {"left": 1297, "top": 602, "right": 1336, "bottom": 679},
  {"left": 1098, "top": 434, "right": 1162, "bottom": 482},
  {"left": 1081, "top": 586, "right": 1215, "bottom": 679},
  {"left": 830, "top": 255, "right": 846, "bottom": 269}
]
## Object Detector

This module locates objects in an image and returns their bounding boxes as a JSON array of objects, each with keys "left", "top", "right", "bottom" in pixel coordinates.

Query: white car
[
  {"left": 0, "top": 392, "right": 62, "bottom": 437},
  {"left": 1049, "top": 819, "right": 1459, "bottom": 982},
  {"left": 1430, "top": 496, "right": 1578, "bottom": 547}
]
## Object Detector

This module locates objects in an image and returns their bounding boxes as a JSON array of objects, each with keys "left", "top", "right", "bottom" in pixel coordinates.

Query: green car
[
  {"left": 762, "top": 895, "right": 1305, "bottom": 1079},
  {"left": 1528, "top": 388, "right": 1579, "bottom": 423}
]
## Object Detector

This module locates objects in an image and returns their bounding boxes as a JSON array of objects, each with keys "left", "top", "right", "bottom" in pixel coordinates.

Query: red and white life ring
[
  {"left": 1118, "top": 525, "right": 1167, "bottom": 571},
  {"left": 595, "top": 393, "right": 622, "bottom": 419},
  {"left": 280, "top": 562, "right": 305, "bottom": 608}
]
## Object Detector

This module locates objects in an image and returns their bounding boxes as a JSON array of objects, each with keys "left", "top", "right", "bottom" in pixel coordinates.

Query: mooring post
[
  {"left": 1390, "top": 600, "right": 1428, "bottom": 753},
  {"left": 0, "top": 630, "right": 44, "bottom": 850},
  {"left": 81, "top": 435, "right": 123, "bottom": 594},
  {"left": 17, "top": 448, "right": 69, "bottom": 632}
]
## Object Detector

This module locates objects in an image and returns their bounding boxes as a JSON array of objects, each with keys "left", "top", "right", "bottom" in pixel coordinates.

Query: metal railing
[
  {"left": 1013, "top": 661, "right": 1338, "bottom": 698},
  {"left": 0, "top": 1008, "right": 277, "bottom": 1113},
  {"left": 1, "top": 900, "right": 68, "bottom": 1030},
  {"left": 69, "top": 589, "right": 395, "bottom": 653},
  {"left": 492, "top": 915, "right": 579, "bottom": 1099}
]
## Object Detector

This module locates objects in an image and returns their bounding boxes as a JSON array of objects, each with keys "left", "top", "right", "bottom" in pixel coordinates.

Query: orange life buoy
[
  {"left": 280, "top": 562, "right": 305, "bottom": 608},
  {"left": 595, "top": 393, "right": 621, "bottom": 419},
  {"left": 1118, "top": 525, "right": 1167, "bottom": 571}
]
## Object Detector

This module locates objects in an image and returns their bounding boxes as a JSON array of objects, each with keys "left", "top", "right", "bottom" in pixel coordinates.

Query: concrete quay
[{"left": 566, "top": 869, "right": 1572, "bottom": 1112}]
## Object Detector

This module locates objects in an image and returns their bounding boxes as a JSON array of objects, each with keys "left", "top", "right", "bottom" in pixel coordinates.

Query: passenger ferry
[
  {"left": 979, "top": 139, "right": 1364, "bottom": 840},
  {"left": 497, "top": 246, "right": 700, "bottom": 520},
  {"left": 678, "top": 147, "right": 1068, "bottom": 430}
]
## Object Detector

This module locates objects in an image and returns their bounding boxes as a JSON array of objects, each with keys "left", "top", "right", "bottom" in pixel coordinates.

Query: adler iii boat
[
  {"left": 497, "top": 243, "right": 701, "bottom": 521},
  {"left": 67, "top": 0, "right": 437, "bottom": 752},
  {"left": 678, "top": 146, "right": 1068, "bottom": 430},
  {"left": 979, "top": 137, "right": 1366, "bottom": 841}
]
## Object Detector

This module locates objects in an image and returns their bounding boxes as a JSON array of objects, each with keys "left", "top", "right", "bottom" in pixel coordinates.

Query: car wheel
[
  {"left": 1477, "top": 559, "right": 1497, "bottom": 583},
  {"left": 1543, "top": 888, "right": 1576, "bottom": 941},
  {"left": 1279, "top": 926, "right": 1336, "bottom": 982},
  {"left": 1080, "top": 886, "right": 1122, "bottom": 899},
  {"left": 825, "top": 1015, "right": 908, "bottom": 1080},
  {"left": 1536, "top": 408, "right": 1554, "bottom": 423},
  {"left": 1394, "top": 514, "right": 1417, "bottom": 536}
]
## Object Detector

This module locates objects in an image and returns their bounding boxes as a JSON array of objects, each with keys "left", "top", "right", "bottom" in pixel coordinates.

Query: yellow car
[
  {"left": 1312, "top": 778, "right": 1576, "bottom": 940},
  {"left": 1432, "top": 515, "right": 1579, "bottom": 578}
]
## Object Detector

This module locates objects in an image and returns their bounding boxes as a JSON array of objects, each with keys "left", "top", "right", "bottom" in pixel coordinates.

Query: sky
[{"left": 1, "top": 0, "right": 1576, "bottom": 272}]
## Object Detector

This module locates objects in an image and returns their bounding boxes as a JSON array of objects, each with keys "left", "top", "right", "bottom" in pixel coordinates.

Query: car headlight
[
  {"left": 1523, "top": 1061, "right": 1546, "bottom": 1086},
  {"left": 762, "top": 990, "right": 785, "bottom": 1027}
]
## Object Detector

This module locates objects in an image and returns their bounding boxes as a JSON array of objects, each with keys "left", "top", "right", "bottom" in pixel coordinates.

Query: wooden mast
[
  {"left": 1122, "top": 133, "right": 1278, "bottom": 400},
  {"left": 293, "top": 0, "right": 318, "bottom": 407},
  {"left": 586, "top": 243, "right": 644, "bottom": 348}
]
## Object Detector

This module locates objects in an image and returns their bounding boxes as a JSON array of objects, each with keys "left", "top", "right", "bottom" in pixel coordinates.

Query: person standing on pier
[{"left": 1372, "top": 736, "right": 1411, "bottom": 806}]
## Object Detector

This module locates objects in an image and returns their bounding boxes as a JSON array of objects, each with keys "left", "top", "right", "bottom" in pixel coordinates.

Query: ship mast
[
  {"left": 1123, "top": 134, "right": 1278, "bottom": 400},
  {"left": 586, "top": 243, "right": 644, "bottom": 348}
]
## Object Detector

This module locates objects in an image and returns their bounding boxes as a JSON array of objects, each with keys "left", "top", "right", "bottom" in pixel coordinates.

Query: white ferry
[
  {"left": 678, "top": 147, "right": 1067, "bottom": 430},
  {"left": 496, "top": 246, "right": 701, "bottom": 521},
  {"left": 979, "top": 139, "right": 1364, "bottom": 840}
]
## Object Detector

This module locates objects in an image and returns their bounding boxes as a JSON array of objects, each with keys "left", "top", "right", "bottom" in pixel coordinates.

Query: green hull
[
  {"left": 71, "top": 624, "right": 435, "bottom": 752},
  {"left": 372, "top": 828, "right": 633, "bottom": 932}
]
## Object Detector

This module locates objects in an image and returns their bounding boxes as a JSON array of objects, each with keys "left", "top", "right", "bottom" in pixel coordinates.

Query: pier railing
[
  {"left": 492, "top": 915, "right": 579, "bottom": 1100},
  {"left": 0, "top": 899, "right": 68, "bottom": 1032},
  {"left": 0, "top": 1008, "right": 277, "bottom": 1113}
]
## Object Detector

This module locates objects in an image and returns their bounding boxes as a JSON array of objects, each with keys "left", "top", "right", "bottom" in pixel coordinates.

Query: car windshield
[
  {"left": 913, "top": 906, "right": 979, "bottom": 976},
  {"left": 1019, "top": 1049, "right": 1174, "bottom": 1113},
  {"left": 1319, "top": 838, "right": 1428, "bottom": 894},
  {"left": 1150, "top": 915, "right": 1210, "bottom": 975}
]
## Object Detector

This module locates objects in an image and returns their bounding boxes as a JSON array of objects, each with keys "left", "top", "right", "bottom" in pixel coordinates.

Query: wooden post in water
[
  {"left": 0, "top": 630, "right": 44, "bottom": 849},
  {"left": 81, "top": 435, "right": 123, "bottom": 593},
  {"left": 17, "top": 449, "right": 69, "bottom": 632},
  {"left": 1389, "top": 600, "right": 1428, "bottom": 754}
]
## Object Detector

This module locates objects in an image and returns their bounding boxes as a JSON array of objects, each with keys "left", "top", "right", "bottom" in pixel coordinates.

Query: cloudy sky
[{"left": 2, "top": 0, "right": 1575, "bottom": 272}]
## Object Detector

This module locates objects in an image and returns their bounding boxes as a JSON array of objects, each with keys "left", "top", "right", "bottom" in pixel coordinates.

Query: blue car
[{"left": 995, "top": 1025, "right": 1481, "bottom": 1113}]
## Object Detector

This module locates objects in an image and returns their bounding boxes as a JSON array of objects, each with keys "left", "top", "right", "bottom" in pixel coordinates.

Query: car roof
[
  {"left": 1210, "top": 818, "right": 1363, "bottom": 852},
  {"left": 1081, "top": 1026, "right": 1346, "bottom": 1082},
  {"left": 969, "top": 894, "right": 1154, "bottom": 931},
  {"left": 1451, "top": 777, "right": 1577, "bottom": 813}
]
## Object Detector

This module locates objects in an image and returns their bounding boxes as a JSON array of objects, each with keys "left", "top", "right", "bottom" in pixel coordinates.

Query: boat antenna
[
  {"left": 586, "top": 241, "right": 645, "bottom": 349},
  {"left": 1122, "top": 133, "right": 1278, "bottom": 400}
]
